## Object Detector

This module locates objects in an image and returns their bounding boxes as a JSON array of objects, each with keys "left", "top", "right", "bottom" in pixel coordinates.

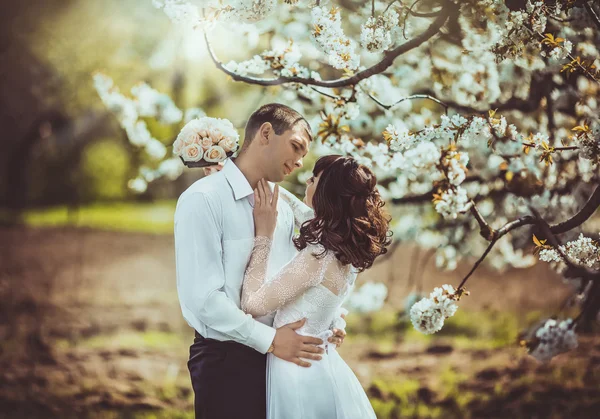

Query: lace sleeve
[
  {"left": 279, "top": 187, "right": 314, "bottom": 229},
  {"left": 241, "top": 237, "right": 332, "bottom": 317}
]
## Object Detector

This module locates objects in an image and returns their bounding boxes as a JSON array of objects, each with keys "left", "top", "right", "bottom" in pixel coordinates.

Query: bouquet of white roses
[{"left": 173, "top": 117, "right": 239, "bottom": 167}]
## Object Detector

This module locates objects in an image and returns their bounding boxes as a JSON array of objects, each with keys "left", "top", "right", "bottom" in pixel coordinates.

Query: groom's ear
[{"left": 259, "top": 122, "right": 272, "bottom": 145}]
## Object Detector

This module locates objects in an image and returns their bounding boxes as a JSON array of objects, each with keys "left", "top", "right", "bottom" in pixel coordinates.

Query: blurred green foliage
[
  {"left": 1, "top": 200, "right": 176, "bottom": 233},
  {"left": 80, "top": 138, "right": 131, "bottom": 201},
  {"left": 4, "top": 0, "right": 282, "bottom": 207}
]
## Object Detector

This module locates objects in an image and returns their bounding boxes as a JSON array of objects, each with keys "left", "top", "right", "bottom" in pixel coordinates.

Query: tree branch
[
  {"left": 550, "top": 184, "right": 600, "bottom": 234},
  {"left": 469, "top": 201, "right": 496, "bottom": 241},
  {"left": 204, "top": 6, "right": 450, "bottom": 88},
  {"left": 496, "top": 215, "right": 536, "bottom": 238},
  {"left": 421, "top": 184, "right": 600, "bottom": 291},
  {"left": 585, "top": 2, "right": 600, "bottom": 30}
]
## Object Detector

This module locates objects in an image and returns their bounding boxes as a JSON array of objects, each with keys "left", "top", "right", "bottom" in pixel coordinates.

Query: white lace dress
[{"left": 241, "top": 190, "right": 377, "bottom": 419}]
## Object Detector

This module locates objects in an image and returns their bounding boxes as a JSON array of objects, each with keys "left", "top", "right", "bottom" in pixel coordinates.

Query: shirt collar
[{"left": 222, "top": 158, "right": 254, "bottom": 201}]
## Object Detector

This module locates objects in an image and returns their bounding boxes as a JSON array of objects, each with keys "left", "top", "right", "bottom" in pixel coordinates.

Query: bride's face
[{"left": 303, "top": 172, "right": 321, "bottom": 208}]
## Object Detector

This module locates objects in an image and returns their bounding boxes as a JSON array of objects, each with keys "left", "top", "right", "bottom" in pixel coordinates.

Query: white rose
[
  {"left": 204, "top": 145, "right": 227, "bottom": 163},
  {"left": 176, "top": 120, "right": 202, "bottom": 146},
  {"left": 182, "top": 144, "right": 203, "bottom": 162},
  {"left": 201, "top": 138, "right": 213, "bottom": 150},
  {"left": 172, "top": 138, "right": 184, "bottom": 155},
  {"left": 218, "top": 137, "right": 237, "bottom": 153},
  {"left": 209, "top": 127, "right": 223, "bottom": 144}
]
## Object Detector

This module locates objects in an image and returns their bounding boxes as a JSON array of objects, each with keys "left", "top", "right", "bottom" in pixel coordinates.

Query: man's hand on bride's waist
[{"left": 272, "top": 318, "right": 324, "bottom": 368}]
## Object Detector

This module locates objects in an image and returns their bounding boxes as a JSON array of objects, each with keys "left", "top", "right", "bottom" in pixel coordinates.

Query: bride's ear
[{"left": 259, "top": 122, "right": 272, "bottom": 145}]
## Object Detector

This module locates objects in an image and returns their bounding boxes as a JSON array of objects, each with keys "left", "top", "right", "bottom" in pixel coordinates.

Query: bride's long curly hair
[{"left": 293, "top": 155, "right": 392, "bottom": 272}]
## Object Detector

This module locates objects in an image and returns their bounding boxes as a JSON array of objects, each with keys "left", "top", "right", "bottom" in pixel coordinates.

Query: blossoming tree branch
[{"left": 94, "top": 0, "right": 600, "bottom": 362}]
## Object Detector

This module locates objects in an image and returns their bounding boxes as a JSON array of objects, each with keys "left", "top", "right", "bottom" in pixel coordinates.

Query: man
[{"left": 174, "top": 103, "right": 346, "bottom": 419}]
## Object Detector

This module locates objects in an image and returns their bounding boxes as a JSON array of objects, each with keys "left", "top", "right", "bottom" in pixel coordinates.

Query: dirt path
[{"left": 0, "top": 226, "right": 597, "bottom": 418}]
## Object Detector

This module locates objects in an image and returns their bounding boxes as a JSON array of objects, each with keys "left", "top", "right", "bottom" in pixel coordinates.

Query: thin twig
[
  {"left": 522, "top": 142, "right": 579, "bottom": 151},
  {"left": 548, "top": 15, "right": 574, "bottom": 23},
  {"left": 585, "top": 2, "right": 600, "bottom": 30},
  {"left": 383, "top": 0, "right": 399, "bottom": 15},
  {"left": 367, "top": 92, "right": 449, "bottom": 113},
  {"left": 457, "top": 238, "right": 497, "bottom": 290},
  {"left": 456, "top": 213, "right": 540, "bottom": 290},
  {"left": 308, "top": 86, "right": 341, "bottom": 101}
]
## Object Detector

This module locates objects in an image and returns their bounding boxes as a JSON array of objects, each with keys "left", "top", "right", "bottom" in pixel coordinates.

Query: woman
[{"left": 241, "top": 155, "right": 392, "bottom": 419}]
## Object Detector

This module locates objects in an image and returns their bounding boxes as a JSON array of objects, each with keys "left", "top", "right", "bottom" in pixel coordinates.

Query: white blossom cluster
[
  {"left": 488, "top": 0, "right": 548, "bottom": 58},
  {"left": 152, "top": 0, "right": 202, "bottom": 29},
  {"left": 224, "top": 55, "right": 271, "bottom": 76},
  {"left": 345, "top": 282, "right": 388, "bottom": 313},
  {"left": 93, "top": 73, "right": 170, "bottom": 158},
  {"left": 131, "top": 82, "right": 183, "bottom": 124},
  {"left": 360, "top": 8, "right": 399, "bottom": 53},
  {"left": 153, "top": 0, "right": 277, "bottom": 26},
  {"left": 538, "top": 233, "right": 600, "bottom": 270},
  {"left": 528, "top": 318, "right": 578, "bottom": 362},
  {"left": 227, "top": 0, "right": 277, "bottom": 22},
  {"left": 224, "top": 40, "right": 307, "bottom": 78},
  {"left": 574, "top": 124, "right": 600, "bottom": 165},
  {"left": 311, "top": 6, "right": 359, "bottom": 70},
  {"left": 93, "top": 72, "right": 192, "bottom": 191},
  {"left": 410, "top": 284, "right": 459, "bottom": 334},
  {"left": 434, "top": 188, "right": 471, "bottom": 220},
  {"left": 541, "top": 40, "right": 573, "bottom": 61}
]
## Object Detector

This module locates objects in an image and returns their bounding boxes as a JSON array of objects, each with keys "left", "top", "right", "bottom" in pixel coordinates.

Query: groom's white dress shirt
[{"left": 174, "top": 159, "right": 298, "bottom": 354}]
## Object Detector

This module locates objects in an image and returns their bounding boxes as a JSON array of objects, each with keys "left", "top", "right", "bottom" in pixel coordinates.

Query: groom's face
[{"left": 267, "top": 123, "right": 311, "bottom": 182}]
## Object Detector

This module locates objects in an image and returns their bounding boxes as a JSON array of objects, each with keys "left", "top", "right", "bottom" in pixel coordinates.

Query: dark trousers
[{"left": 188, "top": 331, "right": 267, "bottom": 419}]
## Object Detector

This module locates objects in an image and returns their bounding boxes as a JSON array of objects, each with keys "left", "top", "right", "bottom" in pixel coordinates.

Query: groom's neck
[{"left": 232, "top": 154, "right": 264, "bottom": 190}]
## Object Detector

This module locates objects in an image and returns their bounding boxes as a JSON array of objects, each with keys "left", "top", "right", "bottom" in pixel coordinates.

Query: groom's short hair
[{"left": 241, "top": 103, "right": 312, "bottom": 150}]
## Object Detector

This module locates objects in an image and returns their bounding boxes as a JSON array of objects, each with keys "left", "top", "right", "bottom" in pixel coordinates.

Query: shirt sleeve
[
  {"left": 241, "top": 236, "right": 333, "bottom": 317},
  {"left": 278, "top": 187, "right": 315, "bottom": 230},
  {"left": 174, "top": 192, "right": 275, "bottom": 354}
]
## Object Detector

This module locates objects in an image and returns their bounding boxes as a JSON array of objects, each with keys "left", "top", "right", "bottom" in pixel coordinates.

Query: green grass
[
  {"left": 346, "top": 308, "right": 522, "bottom": 349},
  {"left": 369, "top": 378, "right": 445, "bottom": 419},
  {"left": 0, "top": 200, "right": 177, "bottom": 234}
]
